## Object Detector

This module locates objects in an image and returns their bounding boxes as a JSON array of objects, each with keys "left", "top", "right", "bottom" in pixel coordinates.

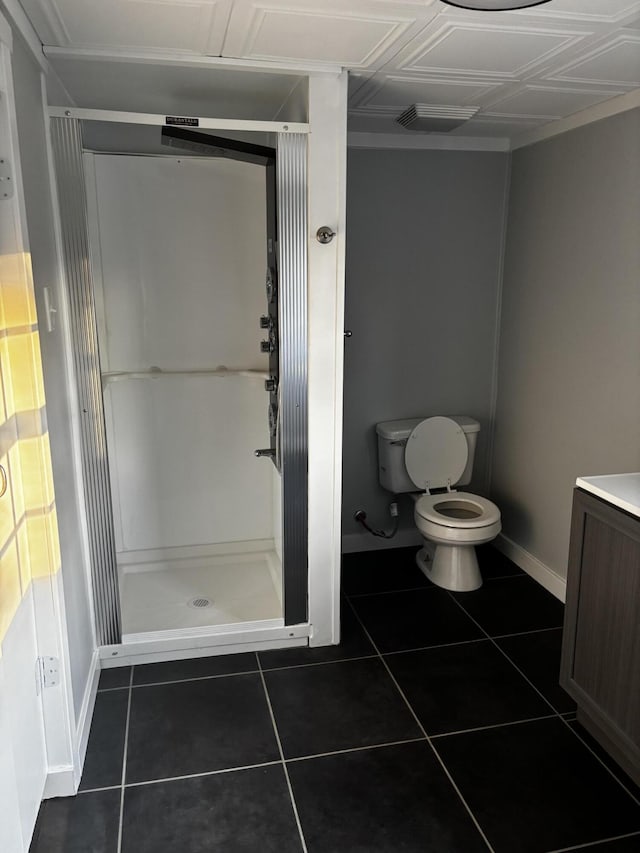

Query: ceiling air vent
[{"left": 396, "top": 104, "right": 479, "bottom": 133}]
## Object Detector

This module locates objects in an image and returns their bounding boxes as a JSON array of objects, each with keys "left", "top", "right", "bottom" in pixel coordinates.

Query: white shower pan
[{"left": 119, "top": 544, "right": 282, "bottom": 636}]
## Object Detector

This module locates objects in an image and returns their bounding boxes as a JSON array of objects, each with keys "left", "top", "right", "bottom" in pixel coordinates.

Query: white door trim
[{"left": 49, "top": 106, "right": 308, "bottom": 134}]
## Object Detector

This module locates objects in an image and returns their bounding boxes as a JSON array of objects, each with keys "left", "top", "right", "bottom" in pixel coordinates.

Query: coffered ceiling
[{"left": 18, "top": 0, "right": 640, "bottom": 143}]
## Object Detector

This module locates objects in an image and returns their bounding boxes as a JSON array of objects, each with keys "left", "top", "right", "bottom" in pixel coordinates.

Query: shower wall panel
[
  {"left": 87, "top": 154, "right": 271, "bottom": 554},
  {"left": 104, "top": 377, "right": 272, "bottom": 551}
]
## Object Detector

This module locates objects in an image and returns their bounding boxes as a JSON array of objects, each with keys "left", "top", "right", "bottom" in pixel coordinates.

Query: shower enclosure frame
[{"left": 48, "top": 105, "right": 317, "bottom": 663}]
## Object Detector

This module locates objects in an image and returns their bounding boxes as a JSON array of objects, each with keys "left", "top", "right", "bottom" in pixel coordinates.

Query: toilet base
[{"left": 416, "top": 543, "right": 482, "bottom": 592}]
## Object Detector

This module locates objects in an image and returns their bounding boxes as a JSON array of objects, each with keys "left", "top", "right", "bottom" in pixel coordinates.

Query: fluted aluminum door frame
[
  {"left": 277, "top": 133, "right": 308, "bottom": 626},
  {"left": 50, "top": 118, "right": 121, "bottom": 645}
]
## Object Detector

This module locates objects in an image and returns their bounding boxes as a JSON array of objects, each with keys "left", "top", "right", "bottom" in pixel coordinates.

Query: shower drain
[{"left": 188, "top": 596, "right": 213, "bottom": 609}]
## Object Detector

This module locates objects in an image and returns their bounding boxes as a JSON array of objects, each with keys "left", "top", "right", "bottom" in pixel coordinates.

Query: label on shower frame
[{"left": 165, "top": 116, "right": 200, "bottom": 127}]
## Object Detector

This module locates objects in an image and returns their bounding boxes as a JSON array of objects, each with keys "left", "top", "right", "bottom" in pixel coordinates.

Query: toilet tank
[{"left": 376, "top": 416, "right": 480, "bottom": 493}]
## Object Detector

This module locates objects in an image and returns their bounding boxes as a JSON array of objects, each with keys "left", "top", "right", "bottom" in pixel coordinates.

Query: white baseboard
[
  {"left": 43, "top": 766, "right": 76, "bottom": 799},
  {"left": 74, "top": 650, "right": 100, "bottom": 787},
  {"left": 341, "top": 528, "right": 422, "bottom": 554},
  {"left": 43, "top": 650, "right": 99, "bottom": 799},
  {"left": 494, "top": 533, "right": 566, "bottom": 602}
]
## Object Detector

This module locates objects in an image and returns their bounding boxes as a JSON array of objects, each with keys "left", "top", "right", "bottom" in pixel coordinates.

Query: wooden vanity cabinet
[{"left": 560, "top": 487, "right": 640, "bottom": 786}]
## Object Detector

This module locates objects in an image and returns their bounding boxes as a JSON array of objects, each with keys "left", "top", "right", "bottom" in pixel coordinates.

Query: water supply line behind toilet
[{"left": 354, "top": 501, "right": 400, "bottom": 539}]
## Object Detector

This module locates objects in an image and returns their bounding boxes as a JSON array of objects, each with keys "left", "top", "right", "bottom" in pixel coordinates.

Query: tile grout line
[
  {"left": 261, "top": 654, "right": 376, "bottom": 672},
  {"left": 116, "top": 664, "right": 135, "bottom": 853},
  {"left": 346, "top": 573, "right": 524, "bottom": 598},
  {"left": 491, "top": 625, "right": 563, "bottom": 639},
  {"left": 255, "top": 652, "right": 308, "bottom": 853},
  {"left": 382, "top": 636, "right": 489, "bottom": 655},
  {"left": 344, "top": 597, "right": 496, "bottom": 853},
  {"left": 430, "top": 713, "right": 559, "bottom": 740},
  {"left": 77, "top": 784, "right": 122, "bottom": 795},
  {"left": 100, "top": 668, "right": 261, "bottom": 691},
  {"left": 347, "top": 585, "right": 433, "bottom": 598},
  {"left": 445, "top": 591, "right": 640, "bottom": 809},
  {"left": 124, "top": 760, "right": 284, "bottom": 789},
  {"left": 546, "top": 829, "right": 640, "bottom": 852},
  {"left": 284, "top": 736, "right": 428, "bottom": 764}
]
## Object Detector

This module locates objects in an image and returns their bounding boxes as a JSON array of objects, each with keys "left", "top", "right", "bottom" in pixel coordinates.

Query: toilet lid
[{"left": 405, "top": 416, "right": 468, "bottom": 490}]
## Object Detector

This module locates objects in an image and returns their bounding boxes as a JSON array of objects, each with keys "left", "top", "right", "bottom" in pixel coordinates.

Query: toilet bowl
[
  {"left": 376, "top": 415, "right": 501, "bottom": 592},
  {"left": 413, "top": 491, "right": 501, "bottom": 591}
]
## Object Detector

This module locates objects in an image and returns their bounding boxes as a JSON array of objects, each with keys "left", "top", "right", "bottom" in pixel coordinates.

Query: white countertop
[{"left": 576, "top": 473, "right": 640, "bottom": 519}]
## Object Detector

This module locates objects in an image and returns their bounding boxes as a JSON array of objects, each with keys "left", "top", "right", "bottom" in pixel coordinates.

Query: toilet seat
[
  {"left": 415, "top": 492, "right": 500, "bottom": 529},
  {"left": 405, "top": 417, "right": 468, "bottom": 490}
]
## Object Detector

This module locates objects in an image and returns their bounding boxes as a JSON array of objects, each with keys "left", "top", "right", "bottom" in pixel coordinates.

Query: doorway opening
[{"left": 50, "top": 109, "right": 310, "bottom": 658}]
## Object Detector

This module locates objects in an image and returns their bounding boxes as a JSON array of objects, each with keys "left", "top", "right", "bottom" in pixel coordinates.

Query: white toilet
[{"left": 376, "top": 416, "right": 501, "bottom": 592}]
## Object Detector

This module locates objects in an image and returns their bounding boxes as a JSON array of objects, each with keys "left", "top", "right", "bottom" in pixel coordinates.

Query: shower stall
[
  {"left": 87, "top": 143, "right": 284, "bottom": 637},
  {"left": 46, "top": 81, "right": 335, "bottom": 665}
]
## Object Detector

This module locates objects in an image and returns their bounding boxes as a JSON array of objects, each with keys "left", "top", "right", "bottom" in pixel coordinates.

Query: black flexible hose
[{"left": 357, "top": 513, "right": 399, "bottom": 539}]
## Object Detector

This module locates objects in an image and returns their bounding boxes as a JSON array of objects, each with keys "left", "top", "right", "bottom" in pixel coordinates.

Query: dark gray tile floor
[{"left": 30, "top": 546, "right": 640, "bottom": 853}]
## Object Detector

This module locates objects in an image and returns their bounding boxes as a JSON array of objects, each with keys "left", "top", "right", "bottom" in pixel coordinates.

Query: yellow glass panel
[
  {"left": 0, "top": 538, "right": 22, "bottom": 643},
  {"left": 0, "top": 252, "right": 35, "bottom": 328},
  {"left": 42, "top": 435, "right": 55, "bottom": 506},
  {"left": 29, "top": 332, "right": 46, "bottom": 410},
  {"left": 47, "top": 506, "right": 60, "bottom": 575},
  {"left": 16, "top": 517, "right": 32, "bottom": 592},
  {"left": 18, "top": 435, "right": 53, "bottom": 512},
  {"left": 0, "top": 337, "right": 15, "bottom": 420},
  {"left": 25, "top": 511, "right": 57, "bottom": 579},
  {"left": 0, "top": 247, "right": 60, "bottom": 639},
  {"left": 8, "top": 443, "right": 24, "bottom": 521},
  {"left": 5, "top": 334, "right": 39, "bottom": 413},
  {"left": 0, "top": 452, "right": 17, "bottom": 552}
]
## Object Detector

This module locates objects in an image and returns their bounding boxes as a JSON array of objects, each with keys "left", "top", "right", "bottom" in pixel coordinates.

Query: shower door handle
[{"left": 254, "top": 448, "right": 275, "bottom": 459}]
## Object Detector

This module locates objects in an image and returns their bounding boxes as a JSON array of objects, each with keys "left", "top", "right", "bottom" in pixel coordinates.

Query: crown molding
[
  {"left": 43, "top": 45, "right": 343, "bottom": 77},
  {"left": 348, "top": 130, "right": 510, "bottom": 151},
  {"left": 512, "top": 86, "right": 640, "bottom": 149}
]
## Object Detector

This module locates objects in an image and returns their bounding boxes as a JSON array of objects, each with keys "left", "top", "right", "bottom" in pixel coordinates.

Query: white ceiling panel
[
  {"left": 16, "top": 0, "right": 640, "bottom": 146},
  {"left": 547, "top": 35, "right": 640, "bottom": 86},
  {"left": 222, "top": 1, "right": 437, "bottom": 69},
  {"left": 509, "top": 0, "right": 640, "bottom": 24},
  {"left": 19, "top": 0, "right": 64, "bottom": 43},
  {"left": 398, "top": 22, "right": 588, "bottom": 78},
  {"left": 21, "top": 0, "right": 233, "bottom": 53},
  {"left": 353, "top": 75, "right": 501, "bottom": 111},
  {"left": 484, "top": 84, "right": 623, "bottom": 118}
]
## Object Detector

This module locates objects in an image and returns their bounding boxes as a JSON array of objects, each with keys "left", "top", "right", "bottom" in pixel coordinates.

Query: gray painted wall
[
  {"left": 342, "top": 148, "right": 510, "bottom": 546},
  {"left": 12, "top": 35, "right": 95, "bottom": 723},
  {"left": 491, "top": 108, "right": 640, "bottom": 580}
]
